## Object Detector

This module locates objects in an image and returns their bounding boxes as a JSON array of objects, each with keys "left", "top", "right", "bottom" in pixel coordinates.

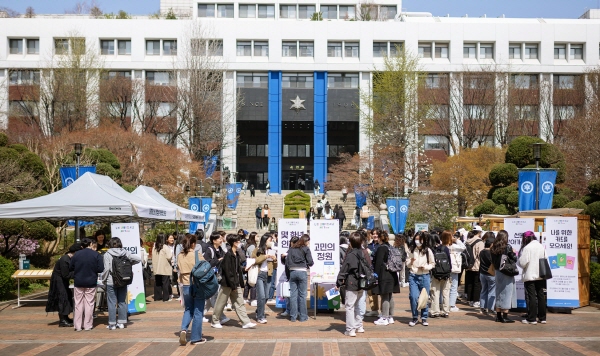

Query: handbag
[
  {"left": 281, "top": 281, "right": 291, "bottom": 297},
  {"left": 247, "top": 265, "right": 259, "bottom": 287},
  {"left": 417, "top": 287, "right": 428, "bottom": 310},
  {"left": 499, "top": 247, "right": 519, "bottom": 277},
  {"left": 487, "top": 263, "right": 496, "bottom": 276},
  {"left": 539, "top": 255, "right": 553, "bottom": 280}
]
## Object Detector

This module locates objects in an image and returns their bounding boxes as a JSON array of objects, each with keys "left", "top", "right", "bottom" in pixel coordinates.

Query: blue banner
[
  {"left": 188, "top": 197, "right": 200, "bottom": 233},
  {"left": 226, "top": 183, "right": 243, "bottom": 209},
  {"left": 200, "top": 197, "right": 212, "bottom": 222},
  {"left": 354, "top": 185, "right": 368, "bottom": 208},
  {"left": 518, "top": 170, "right": 537, "bottom": 211},
  {"left": 386, "top": 198, "right": 409, "bottom": 234},
  {"left": 366, "top": 216, "right": 375, "bottom": 230},
  {"left": 189, "top": 197, "right": 212, "bottom": 233},
  {"left": 203, "top": 156, "right": 218, "bottom": 177},
  {"left": 60, "top": 166, "right": 96, "bottom": 188},
  {"left": 538, "top": 170, "right": 557, "bottom": 210}
]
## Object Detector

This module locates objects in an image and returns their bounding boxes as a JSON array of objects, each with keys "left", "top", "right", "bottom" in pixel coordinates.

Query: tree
[
  {"left": 25, "top": 7, "right": 35, "bottom": 18},
  {"left": 0, "top": 133, "right": 47, "bottom": 203},
  {"left": 0, "top": 6, "right": 20, "bottom": 17},
  {"left": 430, "top": 147, "right": 505, "bottom": 216}
]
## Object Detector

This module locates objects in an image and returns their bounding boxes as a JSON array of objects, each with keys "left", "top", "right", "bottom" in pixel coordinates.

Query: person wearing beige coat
[
  {"left": 465, "top": 231, "right": 485, "bottom": 307},
  {"left": 152, "top": 233, "right": 173, "bottom": 302}
]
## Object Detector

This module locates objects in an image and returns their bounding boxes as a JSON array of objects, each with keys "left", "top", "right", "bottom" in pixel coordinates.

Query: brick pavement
[{"left": 1, "top": 288, "right": 600, "bottom": 356}]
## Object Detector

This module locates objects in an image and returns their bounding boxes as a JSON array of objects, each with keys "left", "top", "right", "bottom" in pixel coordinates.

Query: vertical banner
[
  {"left": 518, "top": 170, "right": 537, "bottom": 211},
  {"left": 203, "top": 156, "right": 218, "bottom": 177},
  {"left": 201, "top": 197, "right": 212, "bottom": 223},
  {"left": 309, "top": 219, "right": 340, "bottom": 310},
  {"left": 188, "top": 197, "right": 201, "bottom": 233},
  {"left": 538, "top": 170, "right": 557, "bottom": 210},
  {"left": 386, "top": 198, "right": 409, "bottom": 234},
  {"left": 60, "top": 166, "right": 97, "bottom": 188},
  {"left": 226, "top": 183, "right": 243, "bottom": 209},
  {"left": 275, "top": 219, "right": 307, "bottom": 308},
  {"left": 111, "top": 223, "right": 146, "bottom": 314},
  {"left": 504, "top": 218, "right": 535, "bottom": 308},
  {"left": 354, "top": 185, "right": 367, "bottom": 208},
  {"left": 544, "top": 217, "right": 579, "bottom": 308}
]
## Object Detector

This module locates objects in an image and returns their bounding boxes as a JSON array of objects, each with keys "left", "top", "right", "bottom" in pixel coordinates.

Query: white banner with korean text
[
  {"left": 111, "top": 223, "right": 146, "bottom": 314},
  {"left": 503, "top": 218, "right": 535, "bottom": 308}
]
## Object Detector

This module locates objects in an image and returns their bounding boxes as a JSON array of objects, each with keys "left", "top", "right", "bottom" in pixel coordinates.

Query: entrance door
[{"left": 289, "top": 173, "right": 297, "bottom": 190}]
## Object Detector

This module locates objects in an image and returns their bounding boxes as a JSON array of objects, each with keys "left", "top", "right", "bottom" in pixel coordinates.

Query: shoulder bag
[
  {"left": 538, "top": 251, "right": 553, "bottom": 280},
  {"left": 499, "top": 245, "right": 519, "bottom": 277}
]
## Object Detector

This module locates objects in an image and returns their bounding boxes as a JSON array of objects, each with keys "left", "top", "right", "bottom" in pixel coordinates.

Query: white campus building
[{"left": 1, "top": 0, "right": 599, "bottom": 192}]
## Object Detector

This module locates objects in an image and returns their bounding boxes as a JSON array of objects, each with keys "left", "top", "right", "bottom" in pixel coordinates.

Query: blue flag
[
  {"left": 354, "top": 185, "right": 368, "bottom": 208},
  {"left": 387, "top": 198, "right": 409, "bottom": 234},
  {"left": 201, "top": 197, "right": 212, "bottom": 222},
  {"left": 188, "top": 197, "right": 201, "bottom": 233},
  {"left": 538, "top": 170, "right": 557, "bottom": 210},
  {"left": 518, "top": 170, "right": 537, "bottom": 211},
  {"left": 60, "top": 166, "right": 96, "bottom": 188},
  {"left": 226, "top": 183, "right": 243, "bottom": 209},
  {"left": 203, "top": 156, "right": 218, "bottom": 177}
]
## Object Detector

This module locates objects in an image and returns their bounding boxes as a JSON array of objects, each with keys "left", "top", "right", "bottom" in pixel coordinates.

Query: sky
[{"left": 0, "top": 0, "right": 598, "bottom": 18}]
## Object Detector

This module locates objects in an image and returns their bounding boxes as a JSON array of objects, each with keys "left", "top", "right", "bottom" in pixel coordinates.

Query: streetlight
[
  {"left": 532, "top": 143, "right": 544, "bottom": 210},
  {"left": 72, "top": 142, "right": 84, "bottom": 243}
]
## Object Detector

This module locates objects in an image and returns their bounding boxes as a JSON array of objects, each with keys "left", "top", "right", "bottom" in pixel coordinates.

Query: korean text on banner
[
  {"left": 538, "top": 170, "right": 557, "bottom": 210},
  {"left": 188, "top": 197, "right": 200, "bottom": 234},
  {"left": 518, "top": 170, "right": 537, "bottom": 211},
  {"left": 276, "top": 219, "right": 307, "bottom": 308},
  {"left": 504, "top": 218, "right": 535, "bottom": 308},
  {"left": 111, "top": 223, "right": 146, "bottom": 314},
  {"left": 544, "top": 217, "right": 579, "bottom": 308},
  {"left": 309, "top": 219, "right": 340, "bottom": 282}
]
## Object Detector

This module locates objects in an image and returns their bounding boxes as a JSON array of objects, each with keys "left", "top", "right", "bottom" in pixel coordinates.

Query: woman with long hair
[
  {"left": 286, "top": 233, "right": 314, "bottom": 322},
  {"left": 372, "top": 231, "right": 400, "bottom": 326},
  {"left": 262, "top": 204, "right": 270, "bottom": 230},
  {"left": 490, "top": 230, "right": 517, "bottom": 323},
  {"left": 244, "top": 232, "right": 258, "bottom": 305},
  {"left": 152, "top": 233, "right": 173, "bottom": 302},
  {"left": 178, "top": 235, "right": 207, "bottom": 345},
  {"left": 407, "top": 231, "right": 435, "bottom": 326},
  {"left": 518, "top": 231, "right": 547, "bottom": 325},
  {"left": 430, "top": 232, "right": 453, "bottom": 318},
  {"left": 479, "top": 232, "right": 496, "bottom": 315},
  {"left": 336, "top": 232, "right": 367, "bottom": 337},
  {"left": 46, "top": 243, "right": 80, "bottom": 327},
  {"left": 251, "top": 234, "right": 277, "bottom": 323}
]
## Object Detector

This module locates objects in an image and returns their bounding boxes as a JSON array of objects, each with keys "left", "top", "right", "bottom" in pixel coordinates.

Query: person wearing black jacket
[
  {"left": 286, "top": 234, "right": 314, "bottom": 322},
  {"left": 70, "top": 238, "right": 104, "bottom": 331},
  {"left": 337, "top": 207, "right": 346, "bottom": 231},
  {"left": 203, "top": 232, "right": 230, "bottom": 324},
  {"left": 336, "top": 232, "right": 366, "bottom": 337},
  {"left": 210, "top": 234, "right": 256, "bottom": 329},
  {"left": 46, "top": 243, "right": 81, "bottom": 327},
  {"left": 371, "top": 231, "right": 400, "bottom": 326},
  {"left": 479, "top": 233, "right": 496, "bottom": 315}
]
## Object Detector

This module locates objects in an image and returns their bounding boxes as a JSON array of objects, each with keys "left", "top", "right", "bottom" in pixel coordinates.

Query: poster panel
[
  {"left": 503, "top": 218, "right": 535, "bottom": 308},
  {"left": 544, "top": 217, "right": 579, "bottom": 308},
  {"left": 111, "top": 223, "right": 146, "bottom": 314},
  {"left": 309, "top": 219, "right": 341, "bottom": 310},
  {"left": 275, "top": 219, "right": 307, "bottom": 308}
]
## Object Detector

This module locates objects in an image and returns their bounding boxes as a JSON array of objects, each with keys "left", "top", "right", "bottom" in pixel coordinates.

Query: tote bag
[
  {"left": 539, "top": 252, "right": 553, "bottom": 280},
  {"left": 416, "top": 287, "right": 428, "bottom": 310},
  {"left": 247, "top": 265, "right": 259, "bottom": 287}
]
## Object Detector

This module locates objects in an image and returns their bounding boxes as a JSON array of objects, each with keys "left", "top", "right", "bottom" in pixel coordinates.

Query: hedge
[
  {"left": 0, "top": 255, "right": 15, "bottom": 298},
  {"left": 489, "top": 163, "right": 519, "bottom": 187},
  {"left": 591, "top": 262, "right": 600, "bottom": 303},
  {"left": 284, "top": 190, "right": 311, "bottom": 218}
]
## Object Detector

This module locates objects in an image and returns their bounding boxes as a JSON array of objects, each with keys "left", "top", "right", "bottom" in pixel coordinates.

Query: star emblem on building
[{"left": 290, "top": 95, "right": 306, "bottom": 112}]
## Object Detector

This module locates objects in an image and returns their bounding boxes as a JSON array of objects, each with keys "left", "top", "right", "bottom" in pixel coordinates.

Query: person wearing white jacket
[
  {"left": 517, "top": 232, "right": 547, "bottom": 325},
  {"left": 449, "top": 233, "right": 466, "bottom": 312}
]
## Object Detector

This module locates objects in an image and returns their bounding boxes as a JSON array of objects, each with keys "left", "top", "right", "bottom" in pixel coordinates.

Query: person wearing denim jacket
[
  {"left": 178, "top": 236, "right": 207, "bottom": 345},
  {"left": 406, "top": 231, "right": 435, "bottom": 327},
  {"left": 285, "top": 234, "right": 314, "bottom": 322}
]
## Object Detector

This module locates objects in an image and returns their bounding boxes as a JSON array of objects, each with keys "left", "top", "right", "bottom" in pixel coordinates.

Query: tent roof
[
  {"left": 0, "top": 172, "right": 176, "bottom": 223},
  {"left": 131, "top": 186, "right": 205, "bottom": 222}
]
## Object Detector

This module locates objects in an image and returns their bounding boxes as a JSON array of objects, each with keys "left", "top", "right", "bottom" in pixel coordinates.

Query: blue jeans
[
  {"left": 409, "top": 273, "right": 430, "bottom": 320},
  {"left": 480, "top": 274, "right": 496, "bottom": 311},
  {"left": 289, "top": 270, "right": 308, "bottom": 322},
  {"left": 106, "top": 285, "right": 127, "bottom": 325},
  {"left": 449, "top": 272, "right": 460, "bottom": 307},
  {"left": 269, "top": 269, "right": 277, "bottom": 299},
  {"left": 256, "top": 271, "right": 270, "bottom": 320},
  {"left": 180, "top": 285, "right": 206, "bottom": 342}
]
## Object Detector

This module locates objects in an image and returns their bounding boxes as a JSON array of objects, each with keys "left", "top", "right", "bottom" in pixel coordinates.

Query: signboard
[
  {"left": 275, "top": 219, "right": 307, "bottom": 308},
  {"left": 503, "top": 218, "right": 535, "bottom": 308},
  {"left": 309, "top": 219, "right": 340, "bottom": 281},
  {"left": 415, "top": 223, "right": 429, "bottom": 232},
  {"left": 111, "top": 223, "right": 146, "bottom": 314},
  {"left": 543, "top": 217, "right": 579, "bottom": 308}
]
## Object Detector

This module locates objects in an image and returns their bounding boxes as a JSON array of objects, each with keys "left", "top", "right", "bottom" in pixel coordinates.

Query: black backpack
[
  {"left": 357, "top": 254, "right": 378, "bottom": 290},
  {"left": 340, "top": 246, "right": 348, "bottom": 264},
  {"left": 432, "top": 248, "right": 452, "bottom": 280},
  {"left": 111, "top": 254, "right": 134, "bottom": 288},
  {"left": 464, "top": 239, "right": 481, "bottom": 269}
]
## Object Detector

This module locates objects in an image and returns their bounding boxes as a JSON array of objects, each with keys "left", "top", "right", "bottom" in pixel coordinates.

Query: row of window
[
  {"left": 4, "top": 38, "right": 591, "bottom": 62},
  {"left": 238, "top": 144, "right": 356, "bottom": 158},
  {"left": 198, "top": 3, "right": 397, "bottom": 20},
  {"left": 236, "top": 72, "right": 358, "bottom": 89}
]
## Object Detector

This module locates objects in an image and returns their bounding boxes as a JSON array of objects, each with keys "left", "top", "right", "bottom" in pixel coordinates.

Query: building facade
[{"left": 1, "top": 0, "right": 600, "bottom": 193}]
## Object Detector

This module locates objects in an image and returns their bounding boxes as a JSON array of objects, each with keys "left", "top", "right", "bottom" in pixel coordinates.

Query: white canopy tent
[
  {"left": 131, "top": 186, "right": 204, "bottom": 222},
  {"left": 0, "top": 172, "right": 177, "bottom": 223}
]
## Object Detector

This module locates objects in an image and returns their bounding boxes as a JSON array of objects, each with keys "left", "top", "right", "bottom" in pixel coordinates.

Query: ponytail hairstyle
[{"left": 181, "top": 234, "right": 196, "bottom": 256}]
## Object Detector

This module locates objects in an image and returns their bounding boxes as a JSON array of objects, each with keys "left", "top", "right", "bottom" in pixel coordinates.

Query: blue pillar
[
  {"left": 268, "top": 71, "right": 282, "bottom": 194},
  {"left": 314, "top": 71, "right": 328, "bottom": 193}
]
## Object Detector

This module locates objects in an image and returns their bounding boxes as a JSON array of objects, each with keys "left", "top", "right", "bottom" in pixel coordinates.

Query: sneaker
[
  {"left": 202, "top": 317, "right": 209, "bottom": 323},
  {"left": 257, "top": 319, "right": 267, "bottom": 324},
  {"left": 93, "top": 314, "right": 97, "bottom": 319},
  {"left": 221, "top": 317, "right": 231, "bottom": 324},
  {"left": 422, "top": 320, "right": 429, "bottom": 326},
  {"left": 116, "top": 323, "right": 125, "bottom": 329},
  {"left": 242, "top": 322, "right": 257, "bottom": 329},
  {"left": 408, "top": 319, "right": 418, "bottom": 327},
  {"left": 250, "top": 300, "right": 257, "bottom": 307},
  {"left": 244, "top": 299, "right": 250, "bottom": 304},
  {"left": 539, "top": 320, "right": 547, "bottom": 324},
  {"left": 279, "top": 311, "right": 289, "bottom": 317},
  {"left": 521, "top": 320, "right": 538, "bottom": 325},
  {"left": 450, "top": 306, "right": 460, "bottom": 312},
  {"left": 191, "top": 338, "right": 207, "bottom": 345},
  {"left": 468, "top": 301, "right": 474, "bottom": 307},
  {"left": 430, "top": 314, "right": 439, "bottom": 318},
  {"left": 107, "top": 325, "right": 116, "bottom": 330},
  {"left": 84, "top": 328, "right": 93, "bottom": 331},
  {"left": 374, "top": 318, "right": 389, "bottom": 326},
  {"left": 402, "top": 283, "right": 409, "bottom": 288},
  {"left": 472, "top": 302, "right": 480, "bottom": 308},
  {"left": 226, "top": 304, "right": 233, "bottom": 311},
  {"left": 387, "top": 317, "right": 395, "bottom": 324},
  {"left": 356, "top": 327, "right": 365, "bottom": 333},
  {"left": 211, "top": 323, "right": 223, "bottom": 329},
  {"left": 74, "top": 328, "right": 82, "bottom": 332},
  {"left": 344, "top": 330, "right": 356, "bottom": 337},
  {"left": 365, "top": 311, "right": 379, "bottom": 317},
  {"left": 179, "top": 330, "right": 187, "bottom": 346}
]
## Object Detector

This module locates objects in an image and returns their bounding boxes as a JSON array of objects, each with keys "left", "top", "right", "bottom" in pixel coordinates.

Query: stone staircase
[
  {"left": 222, "top": 190, "right": 284, "bottom": 232},
  {"left": 319, "top": 190, "right": 359, "bottom": 230}
]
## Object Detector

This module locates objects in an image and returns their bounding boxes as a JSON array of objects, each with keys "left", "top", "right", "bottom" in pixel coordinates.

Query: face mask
[
  {"left": 415, "top": 241, "right": 422, "bottom": 247},
  {"left": 266, "top": 241, "right": 273, "bottom": 248}
]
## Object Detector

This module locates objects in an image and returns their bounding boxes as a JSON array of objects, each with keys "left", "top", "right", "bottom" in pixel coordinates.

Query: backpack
[
  {"left": 340, "top": 246, "right": 348, "bottom": 264},
  {"left": 464, "top": 239, "right": 481, "bottom": 269},
  {"left": 191, "top": 251, "right": 219, "bottom": 299},
  {"left": 385, "top": 245, "right": 404, "bottom": 273},
  {"left": 357, "top": 254, "right": 378, "bottom": 290},
  {"left": 111, "top": 254, "right": 134, "bottom": 288},
  {"left": 432, "top": 248, "right": 452, "bottom": 280}
]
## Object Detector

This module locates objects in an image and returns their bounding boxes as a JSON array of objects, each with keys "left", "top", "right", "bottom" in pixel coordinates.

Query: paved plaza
[{"left": 0, "top": 288, "right": 599, "bottom": 356}]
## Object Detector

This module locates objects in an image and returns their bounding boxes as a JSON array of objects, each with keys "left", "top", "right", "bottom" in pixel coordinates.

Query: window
[
  {"left": 339, "top": 5, "right": 355, "bottom": 20},
  {"left": 254, "top": 41, "right": 269, "bottom": 56},
  {"left": 217, "top": 4, "right": 234, "bottom": 18},
  {"left": 321, "top": 5, "right": 337, "bottom": 19},
  {"left": 211, "top": 40, "right": 223, "bottom": 56},
  {"left": 240, "top": 144, "right": 268, "bottom": 157},
  {"left": 239, "top": 4, "right": 256, "bottom": 18},
  {"left": 299, "top": 5, "right": 315, "bottom": 19},
  {"left": 426, "top": 105, "right": 449, "bottom": 119},
  {"left": 146, "top": 40, "right": 160, "bottom": 55},
  {"left": 9, "top": 70, "right": 40, "bottom": 85},
  {"left": 418, "top": 43, "right": 432, "bottom": 58},
  {"left": 237, "top": 41, "right": 252, "bottom": 56},
  {"left": 258, "top": 5, "right": 275, "bottom": 18},
  {"left": 27, "top": 39, "right": 39, "bottom": 54},
  {"left": 344, "top": 42, "right": 359, "bottom": 58},
  {"left": 299, "top": 42, "right": 314, "bottom": 57},
  {"left": 282, "top": 42, "right": 297, "bottom": 57},
  {"left": 328, "top": 73, "right": 359, "bottom": 89},
  {"left": 554, "top": 44, "right": 566, "bottom": 59},
  {"left": 284, "top": 144, "right": 310, "bottom": 157},
  {"left": 103, "top": 71, "right": 132, "bottom": 80},
  {"left": 9, "top": 101, "right": 38, "bottom": 117},
  {"left": 146, "top": 71, "right": 174, "bottom": 86},
  {"left": 282, "top": 73, "right": 313, "bottom": 88},
  {"left": 100, "top": 40, "right": 114, "bottom": 55},
  {"left": 524, "top": 44, "right": 538, "bottom": 59},
  {"left": 570, "top": 44, "right": 583, "bottom": 60},
  {"left": 424, "top": 136, "right": 449, "bottom": 150},
  {"left": 435, "top": 43, "right": 449, "bottom": 59},
  {"left": 373, "top": 42, "right": 387, "bottom": 57},
  {"left": 55, "top": 39, "right": 69, "bottom": 55},
  {"left": 389, "top": 42, "right": 403, "bottom": 56},
  {"left": 465, "top": 105, "right": 490, "bottom": 119},
  {"left": 118, "top": 40, "right": 131, "bottom": 55},
  {"left": 554, "top": 75, "right": 575, "bottom": 89},
  {"left": 512, "top": 74, "right": 538, "bottom": 89},
  {"left": 198, "top": 4, "right": 216, "bottom": 17},
  {"left": 191, "top": 39, "right": 223, "bottom": 56},
  {"left": 237, "top": 72, "right": 268, "bottom": 88},
  {"left": 554, "top": 106, "right": 575, "bottom": 120},
  {"left": 480, "top": 44, "right": 493, "bottom": 59},
  {"left": 380, "top": 5, "right": 397, "bottom": 20},
  {"left": 463, "top": 44, "right": 476, "bottom": 59},
  {"left": 9, "top": 39, "right": 23, "bottom": 54},
  {"left": 513, "top": 105, "right": 538, "bottom": 120},
  {"left": 328, "top": 42, "right": 342, "bottom": 57},
  {"left": 509, "top": 44, "right": 521, "bottom": 59},
  {"left": 425, "top": 74, "right": 447, "bottom": 89},
  {"left": 280, "top": 5, "right": 297, "bottom": 18},
  {"left": 163, "top": 40, "right": 177, "bottom": 55},
  {"left": 156, "top": 102, "right": 175, "bottom": 117}
]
